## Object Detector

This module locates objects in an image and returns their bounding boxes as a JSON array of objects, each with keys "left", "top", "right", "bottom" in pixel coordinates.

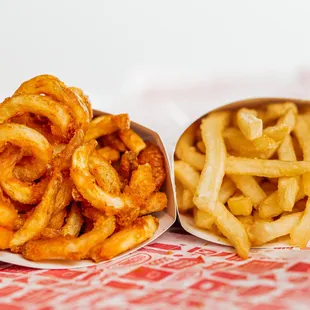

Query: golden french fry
[
  {"left": 237, "top": 108, "right": 262, "bottom": 140},
  {"left": 175, "top": 123, "right": 205, "bottom": 170},
  {"left": 85, "top": 114, "right": 130, "bottom": 141},
  {"left": 291, "top": 197, "right": 310, "bottom": 248},
  {"left": 214, "top": 202, "right": 250, "bottom": 259},
  {"left": 89, "top": 215, "right": 158, "bottom": 262},
  {"left": 258, "top": 191, "right": 282, "bottom": 219},
  {"left": 196, "top": 141, "right": 206, "bottom": 153},
  {"left": 174, "top": 160, "right": 200, "bottom": 194},
  {"left": 294, "top": 114, "right": 310, "bottom": 195},
  {"left": 225, "top": 108, "right": 295, "bottom": 159},
  {"left": 194, "top": 112, "right": 230, "bottom": 213},
  {"left": 260, "top": 181, "right": 277, "bottom": 196},
  {"left": 227, "top": 195, "right": 253, "bottom": 216},
  {"left": 226, "top": 156, "right": 310, "bottom": 177},
  {"left": 218, "top": 176, "right": 237, "bottom": 204},
  {"left": 250, "top": 212, "right": 303, "bottom": 245},
  {"left": 263, "top": 102, "right": 297, "bottom": 124},
  {"left": 292, "top": 135, "right": 303, "bottom": 161},
  {"left": 229, "top": 175, "right": 266, "bottom": 205},
  {"left": 277, "top": 135, "right": 299, "bottom": 211},
  {"left": 193, "top": 207, "right": 214, "bottom": 230},
  {"left": 175, "top": 180, "right": 184, "bottom": 212},
  {"left": 278, "top": 177, "right": 299, "bottom": 212},
  {"left": 224, "top": 127, "right": 275, "bottom": 159},
  {"left": 118, "top": 129, "right": 146, "bottom": 154},
  {"left": 181, "top": 189, "right": 195, "bottom": 212}
]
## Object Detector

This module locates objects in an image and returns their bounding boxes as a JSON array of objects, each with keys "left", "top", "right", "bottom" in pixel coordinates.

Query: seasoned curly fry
[
  {"left": 10, "top": 173, "right": 63, "bottom": 247},
  {"left": 14, "top": 74, "right": 90, "bottom": 132},
  {"left": 0, "top": 227, "right": 13, "bottom": 250},
  {"left": 119, "top": 151, "right": 138, "bottom": 181},
  {"left": 139, "top": 192, "right": 168, "bottom": 216},
  {"left": 60, "top": 203, "right": 84, "bottom": 237},
  {"left": 47, "top": 208, "right": 67, "bottom": 230},
  {"left": 85, "top": 114, "right": 130, "bottom": 141},
  {"left": 71, "top": 140, "right": 125, "bottom": 214},
  {"left": 0, "top": 147, "right": 49, "bottom": 204},
  {"left": 118, "top": 129, "right": 146, "bottom": 154},
  {"left": 0, "top": 74, "right": 164, "bottom": 264},
  {"left": 52, "top": 129, "right": 84, "bottom": 172},
  {"left": 89, "top": 152, "right": 121, "bottom": 195},
  {"left": 138, "top": 142, "right": 166, "bottom": 190},
  {"left": 89, "top": 215, "right": 158, "bottom": 262},
  {"left": 0, "top": 95, "right": 72, "bottom": 139},
  {"left": 23, "top": 216, "right": 115, "bottom": 261},
  {"left": 100, "top": 133, "right": 126, "bottom": 152},
  {"left": 0, "top": 188, "right": 17, "bottom": 229},
  {"left": 0, "top": 123, "right": 52, "bottom": 179},
  {"left": 97, "top": 146, "right": 120, "bottom": 162}
]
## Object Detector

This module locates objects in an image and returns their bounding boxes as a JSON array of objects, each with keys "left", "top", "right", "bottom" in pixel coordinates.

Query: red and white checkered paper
[{"left": 1, "top": 231, "right": 310, "bottom": 310}]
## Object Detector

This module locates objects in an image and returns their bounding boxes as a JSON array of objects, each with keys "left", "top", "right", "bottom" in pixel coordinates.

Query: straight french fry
[
  {"left": 214, "top": 202, "right": 250, "bottom": 259},
  {"left": 294, "top": 114, "right": 310, "bottom": 196},
  {"left": 227, "top": 195, "right": 253, "bottom": 216},
  {"left": 218, "top": 176, "right": 237, "bottom": 204},
  {"left": 263, "top": 102, "right": 297, "bottom": 123},
  {"left": 250, "top": 212, "right": 303, "bottom": 245},
  {"left": 194, "top": 112, "right": 230, "bottom": 212},
  {"left": 175, "top": 123, "right": 205, "bottom": 170},
  {"left": 237, "top": 108, "right": 262, "bottom": 140},
  {"left": 277, "top": 135, "right": 299, "bottom": 211},
  {"left": 291, "top": 197, "right": 310, "bottom": 248},
  {"left": 226, "top": 156, "right": 310, "bottom": 177},
  {"left": 193, "top": 207, "right": 214, "bottom": 230},
  {"left": 174, "top": 160, "right": 200, "bottom": 194},
  {"left": 229, "top": 175, "right": 266, "bottom": 205}
]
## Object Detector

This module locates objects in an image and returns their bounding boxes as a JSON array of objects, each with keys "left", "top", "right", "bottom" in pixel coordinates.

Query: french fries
[
  {"left": 237, "top": 108, "right": 262, "bottom": 140},
  {"left": 0, "top": 74, "right": 167, "bottom": 263},
  {"left": 226, "top": 157, "right": 310, "bottom": 177},
  {"left": 175, "top": 101, "right": 310, "bottom": 259},
  {"left": 193, "top": 111, "right": 230, "bottom": 212}
]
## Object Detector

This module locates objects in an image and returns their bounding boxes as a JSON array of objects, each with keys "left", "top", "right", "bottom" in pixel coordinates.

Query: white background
[{"left": 1, "top": 1, "right": 310, "bottom": 144}]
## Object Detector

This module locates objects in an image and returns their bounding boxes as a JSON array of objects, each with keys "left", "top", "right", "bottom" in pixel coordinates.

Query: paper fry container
[
  {"left": 0, "top": 110, "right": 176, "bottom": 269},
  {"left": 174, "top": 97, "right": 310, "bottom": 249}
]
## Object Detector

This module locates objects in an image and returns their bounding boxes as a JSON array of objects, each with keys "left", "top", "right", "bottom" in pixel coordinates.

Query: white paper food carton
[
  {"left": 0, "top": 110, "right": 176, "bottom": 269},
  {"left": 173, "top": 97, "right": 310, "bottom": 249}
]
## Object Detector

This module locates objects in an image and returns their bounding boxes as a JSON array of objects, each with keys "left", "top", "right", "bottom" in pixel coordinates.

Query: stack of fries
[
  {"left": 175, "top": 102, "right": 310, "bottom": 258},
  {"left": 0, "top": 74, "right": 168, "bottom": 263}
]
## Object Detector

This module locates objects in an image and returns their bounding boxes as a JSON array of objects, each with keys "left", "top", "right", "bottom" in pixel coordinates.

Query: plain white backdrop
[{"left": 1, "top": 1, "right": 310, "bottom": 144}]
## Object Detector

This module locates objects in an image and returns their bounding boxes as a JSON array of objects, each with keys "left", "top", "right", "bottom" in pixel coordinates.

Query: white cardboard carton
[
  {"left": 174, "top": 97, "right": 310, "bottom": 249},
  {"left": 0, "top": 110, "right": 176, "bottom": 269}
]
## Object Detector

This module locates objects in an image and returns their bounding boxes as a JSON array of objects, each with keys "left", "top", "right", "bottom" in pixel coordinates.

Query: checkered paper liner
[{"left": 0, "top": 232, "right": 310, "bottom": 309}]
